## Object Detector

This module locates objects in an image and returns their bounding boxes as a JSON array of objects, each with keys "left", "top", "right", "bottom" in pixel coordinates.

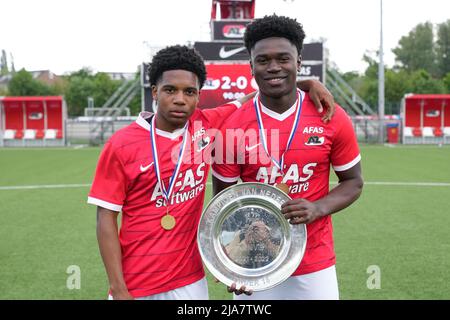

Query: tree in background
[
  {"left": 443, "top": 72, "right": 450, "bottom": 92},
  {"left": 436, "top": 20, "right": 450, "bottom": 78},
  {"left": 408, "top": 69, "right": 446, "bottom": 94},
  {"left": 5, "top": 67, "right": 139, "bottom": 117},
  {"left": 1, "top": 50, "right": 9, "bottom": 75},
  {"left": 64, "top": 68, "right": 121, "bottom": 116},
  {"left": 126, "top": 66, "right": 142, "bottom": 116},
  {"left": 392, "top": 22, "right": 437, "bottom": 76},
  {"left": 9, "top": 53, "right": 15, "bottom": 73},
  {"left": 334, "top": 20, "right": 450, "bottom": 115},
  {"left": 8, "top": 69, "right": 56, "bottom": 96}
]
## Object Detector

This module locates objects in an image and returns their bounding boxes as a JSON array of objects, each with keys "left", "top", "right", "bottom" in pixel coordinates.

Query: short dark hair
[
  {"left": 244, "top": 14, "right": 305, "bottom": 56},
  {"left": 148, "top": 45, "right": 207, "bottom": 88}
]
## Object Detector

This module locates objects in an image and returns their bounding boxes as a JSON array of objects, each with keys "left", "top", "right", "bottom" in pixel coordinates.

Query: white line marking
[
  {"left": 1, "top": 181, "right": 450, "bottom": 191},
  {"left": 0, "top": 184, "right": 91, "bottom": 190},
  {"left": 73, "top": 145, "right": 88, "bottom": 149},
  {"left": 358, "top": 181, "right": 450, "bottom": 187}
]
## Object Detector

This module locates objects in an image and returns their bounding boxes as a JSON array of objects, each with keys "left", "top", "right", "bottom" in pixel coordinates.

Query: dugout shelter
[
  {"left": 401, "top": 94, "right": 450, "bottom": 144},
  {"left": 0, "top": 96, "right": 67, "bottom": 147}
]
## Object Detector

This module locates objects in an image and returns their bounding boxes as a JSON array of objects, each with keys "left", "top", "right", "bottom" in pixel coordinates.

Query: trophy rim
[{"left": 197, "top": 182, "right": 307, "bottom": 292}]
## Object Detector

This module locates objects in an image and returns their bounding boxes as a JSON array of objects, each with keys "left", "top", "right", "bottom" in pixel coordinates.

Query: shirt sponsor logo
[
  {"left": 303, "top": 126, "right": 324, "bottom": 134},
  {"left": 255, "top": 163, "right": 317, "bottom": 195},
  {"left": 29, "top": 112, "right": 43, "bottom": 120},
  {"left": 152, "top": 163, "right": 206, "bottom": 207},
  {"left": 426, "top": 110, "right": 440, "bottom": 117},
  {"left": 256, "top": 163, "right": 317, "bottom": 185}
]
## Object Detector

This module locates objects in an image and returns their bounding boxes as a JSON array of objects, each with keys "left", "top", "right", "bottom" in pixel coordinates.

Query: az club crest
[
  {"left": 305, "top": 136, "right": 325, "bottom": 146},
  {"left": 197, "top": 136, "right": 211, "bottom": 152}
]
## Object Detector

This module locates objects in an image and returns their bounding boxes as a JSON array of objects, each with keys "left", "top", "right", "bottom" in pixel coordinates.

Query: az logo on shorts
[{"left": 305, "top": 136, "right": 325, "bottom": 146}]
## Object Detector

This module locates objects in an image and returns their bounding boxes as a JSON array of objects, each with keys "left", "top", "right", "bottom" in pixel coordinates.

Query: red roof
[
  {"left": 0, "top": 96, "right": 63, "bottom": 102},
  {"left": 405, "top": 94, "right": 450, "bottom": 100}
]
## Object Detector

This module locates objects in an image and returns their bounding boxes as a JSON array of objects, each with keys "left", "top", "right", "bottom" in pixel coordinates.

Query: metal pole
[
  {"left": 88, "top": 97, "right": 94, "bottom": 109},
  {"left": 378, "top": 0, "right": 385, "bottom": 143}
]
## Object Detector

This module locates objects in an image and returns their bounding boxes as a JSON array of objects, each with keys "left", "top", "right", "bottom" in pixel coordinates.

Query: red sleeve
[
  {"left": 330, "top": 106, "right": 361, "bottom": 172},
  {"left": 211, "top": 117, "right": 241, "bottom": 183},
  {"left": 200, "top": 101, "right": 240, "bottom": 129},
  {"left": 87, "top": 141, "right": 127, "bottom": 211}
]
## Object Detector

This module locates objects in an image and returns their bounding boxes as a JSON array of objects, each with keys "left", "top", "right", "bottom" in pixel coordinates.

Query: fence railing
[{"left": 65, "top": 116, "right": 397, "bottom": 146}]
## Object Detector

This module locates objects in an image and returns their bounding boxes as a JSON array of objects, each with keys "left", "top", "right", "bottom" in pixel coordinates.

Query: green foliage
[
  {"left": 127, "top": 94, "right": 142, "bottom": 116},
  {"left": 392, "top": 22, "right": 437, "bottom": 76},
  {"left": 127, "top": 68, "right": 143, "bottom": 115},
  {"left": 8, "top": 69, "right": 56, "bottom": 96},
  {"left": 443, "top": 72, "right": 450, "bottom": 92},
  {"left": 337, "top": 20, "right": 450, "bottom": 114},
  {"left": 64, "top": 75, "right": 96, "bottom": 116},
  {"left": 391, "top": 19, "right": 450, "bottom": 79},
  {"left": 65, "top": 68, "right": 122, "bottom": 116},
  {"left": 436, "top": 20, "right": 450, "bottom": 78},
  {"left": 1, "top": 50, "right": 8, "bottom": 75},
  {"left": 4, "top": 66, "right": 141, "bottom": 117},
  {"left": 385, "top": 69, "right": 411, "bottom": 102},
  {"left": 408, "top": 69, "right": 446, "bottom": 94}
]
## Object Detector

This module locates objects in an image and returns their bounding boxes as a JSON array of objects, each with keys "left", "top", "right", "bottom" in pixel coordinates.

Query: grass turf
[{"left": 0, "top": 145, "right": 449, "bottom": 299}]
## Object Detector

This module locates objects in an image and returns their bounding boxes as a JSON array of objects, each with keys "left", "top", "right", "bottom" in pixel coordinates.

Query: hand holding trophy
[{"left": 197, "top": 182, "right": 307, "bottom": 292}]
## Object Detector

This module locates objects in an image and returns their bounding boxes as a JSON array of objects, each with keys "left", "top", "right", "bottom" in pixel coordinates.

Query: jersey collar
[
  {"left": 259, "top": 90, "right": 305, "bottom": 121},
  {"left": 136, "top": 111, "right": 185, "bottom": 140}
]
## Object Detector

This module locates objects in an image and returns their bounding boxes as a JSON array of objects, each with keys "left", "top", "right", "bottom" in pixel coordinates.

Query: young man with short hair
[{"left": 212, "top": 15, "right": 364, "bottom": 300}]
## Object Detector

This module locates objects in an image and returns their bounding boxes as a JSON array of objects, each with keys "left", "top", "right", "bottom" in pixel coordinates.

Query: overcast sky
[{"left": 1, "top": 0, "right": 449, "bottom": 75}]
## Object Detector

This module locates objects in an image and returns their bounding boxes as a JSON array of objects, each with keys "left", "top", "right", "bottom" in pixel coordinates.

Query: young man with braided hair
[{"left": 88, "top": 44, "right": 335, "bottom": 300}]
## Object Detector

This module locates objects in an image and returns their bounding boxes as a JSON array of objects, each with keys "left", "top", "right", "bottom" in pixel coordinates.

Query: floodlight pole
[{"left": 378, "top": 0, "right": 385, "bottom": 143}]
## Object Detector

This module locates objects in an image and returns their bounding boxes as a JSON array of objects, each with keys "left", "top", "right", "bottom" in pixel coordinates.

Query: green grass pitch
[{"left": 0, "top": 145, "right": 449, "bottom": 299}]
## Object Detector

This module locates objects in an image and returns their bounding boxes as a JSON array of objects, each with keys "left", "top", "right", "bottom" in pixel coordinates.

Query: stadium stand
[
  {"left": 0, "top": 96, "right": 66, "bottom": 147},
  {"left": 402, "top": 94, "right": 450, "bottom": 144}
]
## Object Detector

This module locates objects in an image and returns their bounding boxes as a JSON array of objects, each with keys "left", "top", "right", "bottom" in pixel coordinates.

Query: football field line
[
  {"left": 1, "top": 181, "right": 450, "bottom": 191},
  {"left": 0, "top": 184, "right": 91, "bottom": 190},
  {"left": 354, "top": 181, "right": 450, "bottom": 187}
]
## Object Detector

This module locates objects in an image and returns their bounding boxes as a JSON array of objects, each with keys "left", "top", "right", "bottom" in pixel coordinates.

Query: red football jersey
[
  {"left": 212, "top": 91, "right": 361, "bottom": 275},
  {"left": 88, "top": 102, "right": 239, "bottom": 298}
]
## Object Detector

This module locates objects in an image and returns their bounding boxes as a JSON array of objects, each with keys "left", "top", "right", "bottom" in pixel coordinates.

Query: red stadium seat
[
  {"left": 412, "top": 127, "right": 422, "bottom": 137},
  {"left": 56, "top": 130, "right": 63, "bottom": 139},
  {"left": 36, "top": 130, "right": 45, "bottom": 139},
  {"left": 433, "top": 128, "right": 443, "bottom": 137},
  {"left": 15, "top": 130, "right": 24, "bottom": 139}
]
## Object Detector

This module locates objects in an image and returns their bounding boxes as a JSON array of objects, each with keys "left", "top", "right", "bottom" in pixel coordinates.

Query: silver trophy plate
[{"left": 198, "top": 182, "right": 307, "bottom": 292}]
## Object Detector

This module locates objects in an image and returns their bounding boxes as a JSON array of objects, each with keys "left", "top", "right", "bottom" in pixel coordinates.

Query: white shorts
[
  {"left": 108, "top": 277, "right": 209, "bottom": 300},
  {"left": 234, "top": 265, "right": 339, "bottom": 300}
]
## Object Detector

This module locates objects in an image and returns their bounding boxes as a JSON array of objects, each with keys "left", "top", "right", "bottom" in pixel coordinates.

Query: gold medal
[
  {"left": 150, "top": 115, "right": 187, "bottom": 232},
  {"left": 276, "top": 183, "right": 290, "bottom": 194},
  {"left": 161, "top": 214, "right": 176, "bottom": 230}
]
